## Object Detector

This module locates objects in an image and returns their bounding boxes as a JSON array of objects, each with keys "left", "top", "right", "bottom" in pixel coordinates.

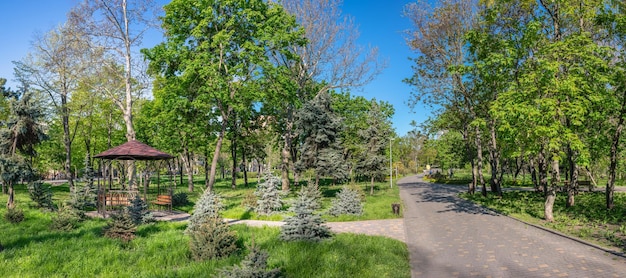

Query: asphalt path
[{"left": 399, "top": 175, "right": 626, "bottom": 278}]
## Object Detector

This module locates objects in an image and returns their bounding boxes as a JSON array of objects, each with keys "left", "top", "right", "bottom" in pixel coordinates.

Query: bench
[
  {"left": 99, "top": 193, "right": 131, "bottom": 207},
  {"left": 152, "top": 195, "right": 172, "bottom": 211}
]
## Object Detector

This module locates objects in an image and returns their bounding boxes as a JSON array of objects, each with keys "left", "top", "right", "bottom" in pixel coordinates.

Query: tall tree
[
  {"left": 355, "top": 100, "right": 392, "bottom": 195},
  {"left": 295, "top": 91, "right": 347, "bottom": 186},
  {"left": 14, "top": 22, "right": 93, "bottom": 190},
  {"left": 144, "top": 0, "right": 303, "bottom": 191},
  {"left": 267, "top": 0, "right": 383, "bottom": 191}
]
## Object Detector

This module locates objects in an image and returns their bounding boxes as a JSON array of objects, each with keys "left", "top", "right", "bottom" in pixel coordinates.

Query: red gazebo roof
[{"left": 94, "top": 140, "right": 174, "bottom": 160}]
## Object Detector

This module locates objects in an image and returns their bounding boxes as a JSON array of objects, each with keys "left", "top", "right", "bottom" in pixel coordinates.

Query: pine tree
[
  {"left": 186, "top": 190, "right": 238, "bottom": 260},
  {"left": 295, "top": 91, "right": 348, "bottom": 186},
  {"left": 297, "top": 183, "right": 322, "bottom": 211},
  {"left": 103, "top": 209, "right": 136, "bottom": 242},
  {"left": 328, "top": 187, "right": 363, "bottom": 216},
  {"left": 355, "top": 100, "right": 392, "bottom": 195},
  {"left": 254, "top": 173, "right": 283, "bottom": 215},
  {"left": 51, "top": 203, "right": 81, "bottom": 231},
  {"left": 27, "top": 181, "right": 54, "bottom": 211},
  {"left": 218, "top": 245, "right": 282, "bottom": 278},
  {"left": 128, "top": 195, "right": 154, "bottom": 225},
  {"left": 280, "top": 189, "right": 331, "bottom": 242}
]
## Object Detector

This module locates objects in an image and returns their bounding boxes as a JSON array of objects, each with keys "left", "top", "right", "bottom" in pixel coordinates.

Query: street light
[{"left": 390, "top": 137, "right": 395, "bottom": 188}]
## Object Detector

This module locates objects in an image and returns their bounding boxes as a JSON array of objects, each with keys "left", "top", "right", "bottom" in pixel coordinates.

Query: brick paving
[{"left": 399, "top": 175, "right": 626, "bottom": 278}]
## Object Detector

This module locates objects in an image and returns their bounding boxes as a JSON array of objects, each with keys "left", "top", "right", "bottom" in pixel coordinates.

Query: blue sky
[{"left": 0, "top": 0, "right": 429, "bottom": 136}]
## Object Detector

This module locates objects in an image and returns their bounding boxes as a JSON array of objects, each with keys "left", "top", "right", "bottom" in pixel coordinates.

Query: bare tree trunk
[
  {"left": 606, "top": 89, "right": 626, "bottom": 209},
  {"left": 529, "top": 158, "right": 538, "bottom": 190},
  {"left": 231, "top": 135, "right": 237, "bottom": 189},
  {"left": 545, "top": 158, "right": 560, "bottom": 222},
  {"left": 370, "top": 176, "right": 375, "bottom": 195},
  {"left": 537, "top": 148, "right": 548, "bottom": 194},
  {"left": 242, "top": 149, "right": 248, "bottom": 187},
  {"left": 208, "top": 120, "right": 227, "bottom": 190},
  {"left": 488, "top": 118, "right": 502, "bottom": 196},
  {"left": 61, "top": 96, "right": 75, "bottom": 190},
  {"left": 281, "top": 133, "right": 291, "bottom": 191},
  {"left": 6, "top": 183, "right": 14, "bottom": 209},
  {"left": 181, "top": 146, "right": 194, "bottom": 192},
  {"left": 463, "top": 127, "right": 475, "bottom": 194},
  {"left": 475, "top": 125, "right": 486, "bottom": 196},
  {"left": 204, "top": 151, "right": 210, "bottom": 189},
  {"left": 566, "top": 145, "right": 577, "bottom": 208}
]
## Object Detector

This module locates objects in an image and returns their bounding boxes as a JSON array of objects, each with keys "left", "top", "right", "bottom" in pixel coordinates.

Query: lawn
[{"left": 0, "top": 178, "right": 410, "bottom": 277}]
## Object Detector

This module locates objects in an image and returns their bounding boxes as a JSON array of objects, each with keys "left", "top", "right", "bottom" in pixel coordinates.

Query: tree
[
  {"left": 267, "top": 0, "right": 384, "bottom": 191},
  {"left": 295, "top": 91, "right": 347, "bottom": 186},
  {"left": 355, "top": 100, "right": 392, "bottom": 194},
  {"left": 14, "top": 22, "right": 93, "bottom": 190},
  {"left": 144, "top": 0, "right": 302, "bottom": 190},
  {"left": 0, "top": 91, "right": 47, "bottom": 209}
]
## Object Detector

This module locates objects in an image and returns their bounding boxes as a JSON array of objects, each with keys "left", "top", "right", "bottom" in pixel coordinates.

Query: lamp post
[{"left": 390, "top": 137, "right": 395, "bottom": 188}]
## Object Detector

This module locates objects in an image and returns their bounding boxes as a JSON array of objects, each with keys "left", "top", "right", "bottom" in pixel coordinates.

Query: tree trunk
[
  {"left": 606, "top": 89, "right": 626, "bottom": 209},
  {"left": 281, "top": 139, "right": 291, "bottom": 191},
  {"left": 182, "top": 146, "right": 194, "bottom": 192},
  {"left": 488, "top": 118, "right": 502, "bottom": 196},
  {"left": 231, "top": 135, "right": 237, "bottom": 189},
  {"left": 475, "top": 125, "right": 486, "bottom": 196},
  {"left": 544, "top": 158, "right": 560, "bottom": 222},
  {"left": 204, "top": 151, "right": 210, "bottom": 189},
  {"left": 566, "top": 145, "right": 577, "bottom": 208},
  {"left": 463, "top": 127, "right": 475, "bottom": 194},
  {"left": 6, "top": 183, "right": 14, "bottom": 209},
  {"left": 208, "top": 120, "right": 227, "bottom": 190},
  {"left": 61, "top": 96, "right": 75, "bottom": 190},
  {"left": 537, "top": 148, "right": 548, "bottom": 194},
  {"left": 370, "top": 175, "right": 375, "bottom": 195},
  {"left": 242, "top": 149, "right": 248, "bottom": 187}
]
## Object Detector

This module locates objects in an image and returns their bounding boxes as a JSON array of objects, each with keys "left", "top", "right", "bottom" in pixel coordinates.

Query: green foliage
[
  {"left": 4, "top": 207, "right": 24, "bottom": 223},
  {"left": 328, "top": 187, "right": 363, "bottom": 217},
  {"left": 172, "top": 192, "right": 190, "bottom": 207},
  {"left": 103, "top": 209, "right": 137, "bottom": 242},
  {"left": 355, "top": 100, "right": 392, "bottom": 183},
  {"left": 241, "top": 191, "right": 257, "bottom": 211},
  {"left": 50, "top": 204, "right": 81, "bottom": 231},
  {"left": 27, "top": 181, "right": 54, "bottom": 211},
  {"left": 280, "top": 188, "right": 331, "bottom": 242},
  {"left": 218, "top": 245, "right": 282, "bottom": 278},
  {"left": 255, "top": 173, "right": 283, "bottom": 215},
  {"left": 295, "top": 92, "right": 348, "bottom": 183},
  {"left": 66, "top": 182, "right": 97, "bottom": 215},
  {"left": 128, "top": 195, "right": 154, "bottom": 225},
  {"left": 187, "top": 217, "right": 238, "bottom": 261},
  {"left": 186, "top": 190, "right": 225, "bottom": 233},
  {"left": 297, "top": 183, "right": 323, "bottom": 211}
]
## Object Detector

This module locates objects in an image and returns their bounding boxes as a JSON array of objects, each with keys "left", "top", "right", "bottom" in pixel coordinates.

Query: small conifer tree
[
  {"left": 103, "top": 209, "right": 136, "bottom": 242},
  {"left": 328, "top": 187, "right": 363, "bottom": 216},
  {"left": 27, "top": 181, "right": 54, "bottom": 211},
  {"left": 298, "top": 183, "right": 322, "bottom": 211},
  {"left": 51, "top": 204, "right": 81, "bottom": 231},
  {"left": 254, "top": 173, "right": 282, "bottom": 215},
  {"left": 128, "top": 195, "right": 154, "bottom": 225},
  {"left": 67, "top": 156, "right": 97, "bottom": 214},
  {"left": 218, "top": 245, "right": 282, "bottom": 278},
  {"left": 280, "top": 190, "right": 331, "bottom": 242},
  {"left": 186, "top": 190, "right": 237, "bottom": 260}
]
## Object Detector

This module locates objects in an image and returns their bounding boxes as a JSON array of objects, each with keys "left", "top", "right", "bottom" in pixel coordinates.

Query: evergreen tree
[
  {"left": 355, "top": 100, "right": 392, "bottom": 195},
  {"left": 103, "top": 209, "right": 136, "bottom": 242},
  {"left": 218, "top": 245, "right": 282, "bottom": 278},
  {"left": 297, "top": 183, "right": 322, "bottom": 211},
  {"left": 67, "top": 155, "right": 97, "bottom": 214},
  {"left": 128, "top": 195, "right": 154, "bottom": 225},
  {"left": 27, "top": 181, "right": 54, "bottom": 211},
  {"left": 185, "top": 190, "right": 224, "bottom": 233},
  {"left": 50, "top": 203, "right": 81, "bottom": 231},
  {"left": 328, "top": 187, "right": 363, "bottom": 216},
  {"left": 295, "top": 91, "right": 348, "bottom": 186},
  {"left": 280, "top": 187, "right": 331, "bottom": 242},
  {"left": 254, "top": 173, "right": 283, "bottom": 215}
]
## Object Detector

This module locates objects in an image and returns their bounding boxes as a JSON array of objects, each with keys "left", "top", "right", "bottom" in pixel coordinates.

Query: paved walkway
[{"left": 399, "top": 175, "right": 626, "bottom": 278}]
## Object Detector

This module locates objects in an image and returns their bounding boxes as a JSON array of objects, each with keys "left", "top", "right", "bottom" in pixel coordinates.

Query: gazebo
[{"left": 94, "top": 140, "right": 175, "bottom": 215}]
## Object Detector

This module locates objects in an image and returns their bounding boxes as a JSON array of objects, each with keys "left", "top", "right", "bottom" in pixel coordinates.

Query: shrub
[
  {"left": 28, "top": 181, "right": 54, "bottom": 211},
  {"left": 298, "top": 183, "right": 322, "bottom": 211},
  {"left": 128, "top": 195, "right": 154, "bottom": 225},
  {"left": 186, "top": 190, "right": 224, "bottom": 233},
  {"left": 172, "top": 192, "right": 190, "bottom": 207},
  {"left": 51, "top": 204, "right": 81, "bottom": 231},
  {"left": 328, "top": 187, "right": 363, "bottom": 216},
  {"left": 280, "top": 190, "right": 331, "bottom": 242},
  {"left": 103, "top": 209, "right": 136, "bottom": 242},
  {"left": 218, "top": 245, "right": 282, "bottom": 278},
  {"left": 254, "top": 173, "right": 282, "bottom": 215},
  {"left": 241, "top": 191, "right": 257, "bottom": 211},
  {"left": 188, "top": 217, "right": 238, "bottom": 261},
  {"left": 4, "top": 207, "right": 24, "bottom": 223}
]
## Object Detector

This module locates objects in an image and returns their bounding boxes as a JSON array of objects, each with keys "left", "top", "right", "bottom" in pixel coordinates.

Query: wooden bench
[{"left": 152, "top": 195, "right": 172, "bottom": 211}]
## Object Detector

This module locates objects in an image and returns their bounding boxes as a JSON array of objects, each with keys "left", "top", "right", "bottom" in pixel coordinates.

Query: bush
[
  {"left": 28, "top": 181, "right": 54, "bottom": 211},
  {"left": 186, "top": 190, "right": 224, "bottom": 233},
  {"left": 4, "top": 207, "right": 24, "bottom": 223},
  {"left": 328, "top": 187, "right": 363, "bottom": 217},
  {"left": 128, "top": 195, "right": 154, "bottom": 225},
  {"left": 254, "top": 173, "right": 283, "bottom": 215},
  {"left": 280, "top": 189, "right": 331, "bottom": 242},
  {"left": 51, "top": 204, "right": 81, "bottom": 231},
  {"left": 218, "top": 245, "right": 282, "bottom": 278},
  {"left": 241, "top": 191, "right": 257, "bottom": 211},
  {"left": 103, "top": 209, "right": 136, "bottom": 242},
  {"left": 188, "top": 217, "right": 238, "bottom": 261},
  {"left": 66, "top": 183, "right": 97, "bottom": 213},
  {"left": 172, "top": 192, "right": 190, "bottom": 207}
]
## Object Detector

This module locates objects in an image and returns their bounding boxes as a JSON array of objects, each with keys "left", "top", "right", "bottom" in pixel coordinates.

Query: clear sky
[{"left": 0, "top": 0, "right": 429, "bottom": 136}]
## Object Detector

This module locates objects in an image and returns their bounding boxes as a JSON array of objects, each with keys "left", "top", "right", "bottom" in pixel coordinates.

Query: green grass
[
  {"left": 0, "top": 192, "right": 409, "bottom": 277},
  {"left": 461, "top": 190, "right": 626, "bottom": 251}
]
